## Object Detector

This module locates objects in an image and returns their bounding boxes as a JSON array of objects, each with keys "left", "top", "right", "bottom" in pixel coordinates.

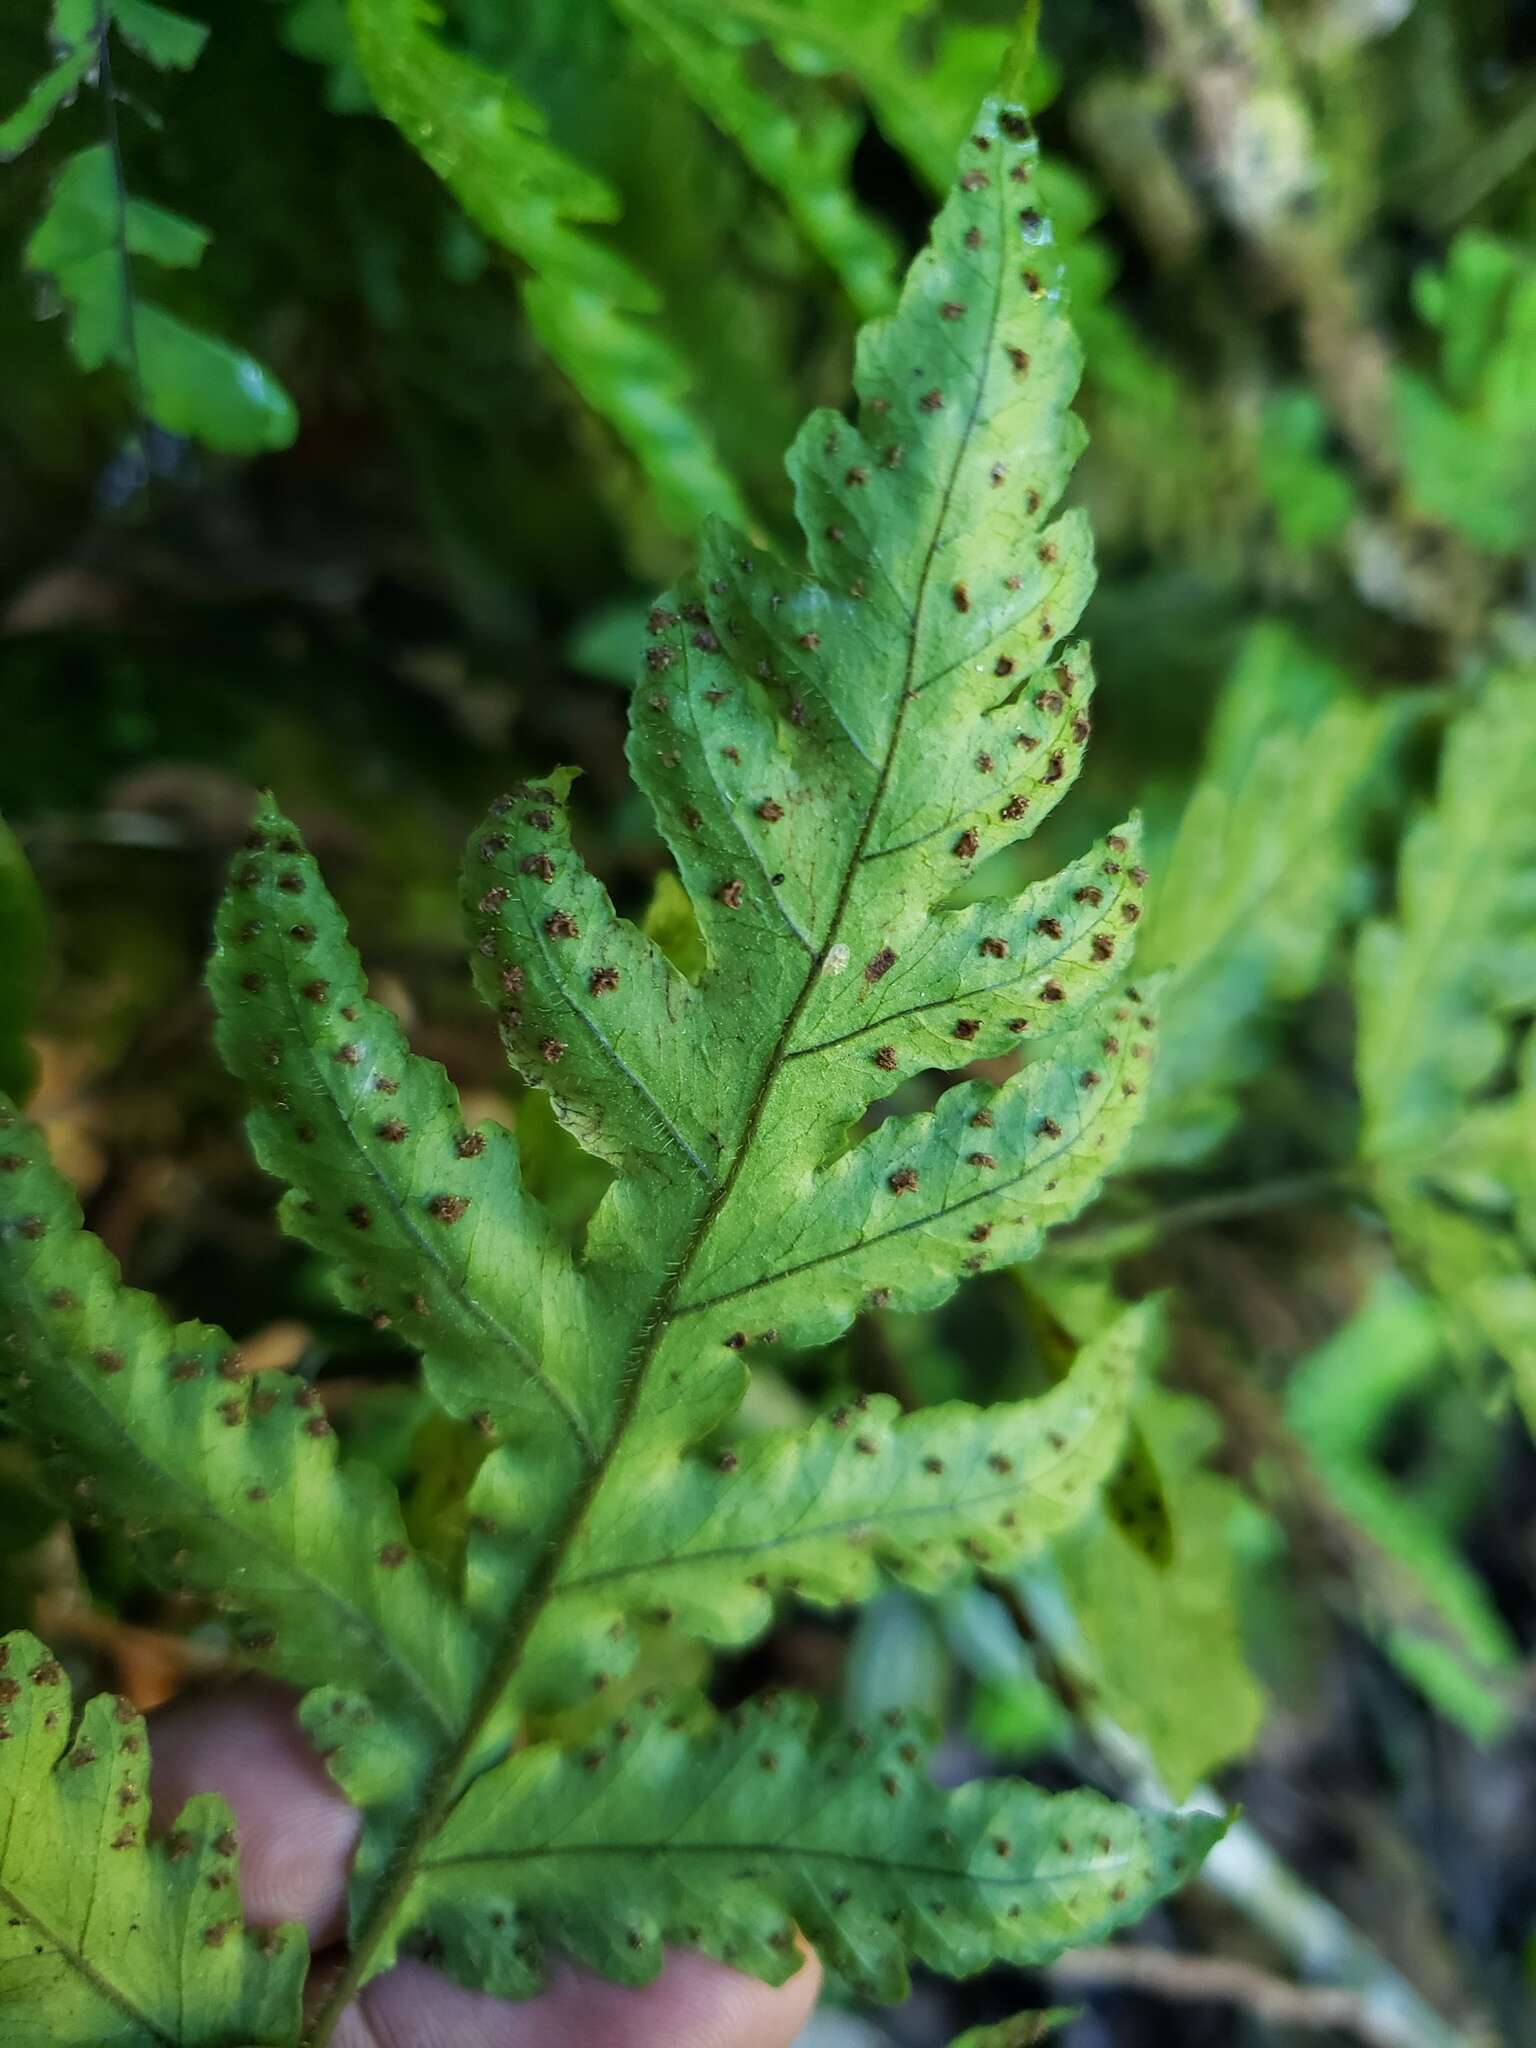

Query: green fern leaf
[
  {"left": 1017, "top": 1278, "right": 1172, "bottom": 1566},
  {"left": 1285, "top": 1277, "right": 1520, "bottom": 1741},
  {"left": 206, "top": 793, "right": 1147, "bottom": 1718},
  {"left": 611, "top": 0, "right": 901, "bottom": 317},
  {"left": 26, "top": 144, "right": 297, "bottom": 454},
  {"left": 8, "top": 1, "right": 295, "bottom": 451},
  {"left": 109, "top": 0, "right": 210, "bottom": 68},
  {"left": 1135, "top": 625, "right": 1393, "bottom": 1166},
  {"left": 1357, "top": 674, "right": 1536, "bottom": 1419},
  {"left": 207, "top": 799, "right": 601, "bottom": 1474},
  {"left": 712, "top": 0, "right": 1021, "bottom": 195},
  {"left": 0, "top": 0, "right": 208, "bottom": 162},
  {"left": 0, "top": 1105, "right": 481, "bottom": 1739},
  {"left": 0, "top": 1631, "right": 306, "bottom": 2045},
  {"left": 1396, "top": 233, "right": 1536, "bottom": 554},
  {"left": 0, "top": 0, "right": 96, "bottom": 162},
  {"left": 347, "top": 0, "right": 748, "bottom": 535},
  {"left": 347, "top": 93, "right": 1178, "bottom": 1988},
  {"left": 398, "top": 1694, "right": 1220, "bottom": 2003},
  {"left": 532, "top": 1301, "right": 1149, "bottom": 1681},
  {"left": 1052, "top": 1385, "right": 1266, "bottom": 1799}
]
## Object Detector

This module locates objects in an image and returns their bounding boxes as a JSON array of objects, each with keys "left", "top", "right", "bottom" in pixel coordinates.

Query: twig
[
  {"left": 1016, "top": 1580, "right": 1491, "bottom": 2048},
  {"left": 1052, "top": 1944, "right": 1436, "bottom": 2045}
]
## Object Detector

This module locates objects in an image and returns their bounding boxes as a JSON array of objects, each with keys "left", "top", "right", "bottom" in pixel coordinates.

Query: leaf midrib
[
  {"left": 417, "top": 1840, "right": 1141, "bottom": 1891},
  {"left": 304, "top": 158, "right": 1014, "bottom": 2046}
]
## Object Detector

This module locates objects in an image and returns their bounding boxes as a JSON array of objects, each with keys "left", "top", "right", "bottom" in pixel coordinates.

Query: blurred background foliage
[{"left": 3, "top": 1, "right": 1536, "bottom": 2043}]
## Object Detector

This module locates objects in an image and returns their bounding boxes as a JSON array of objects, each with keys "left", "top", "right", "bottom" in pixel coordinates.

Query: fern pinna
[{"left": 0, "top": 101, "right": 1219, "bottom": 2044}]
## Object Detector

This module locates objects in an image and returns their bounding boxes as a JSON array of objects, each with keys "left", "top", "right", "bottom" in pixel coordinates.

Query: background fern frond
[
  {"left": 347, "top": 0, "right": 750, "bottom": 537},
  {"left": 1134, "top": 625, "right": 1398, "bottom": 1167},
  {"left": 610, "top": 0, "right": 901, "bottom": 318},
  {"left": 1357, "top": 673, "right": 1536, "bottom": 1421},
  {"left": 9, "top": 0, "right": 297, "bottom": 453}
]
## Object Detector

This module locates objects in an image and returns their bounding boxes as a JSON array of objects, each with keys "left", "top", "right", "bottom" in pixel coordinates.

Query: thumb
[{"left": 149, "top": 1680, "right": 821, "bottom": 2048}]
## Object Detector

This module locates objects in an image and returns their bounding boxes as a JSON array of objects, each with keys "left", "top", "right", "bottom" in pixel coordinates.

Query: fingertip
[
  {"left": 340, "top": 1942, "right": 822, "bottom": 2048},
  {"left": 148, "top": 1684, "right": 823, "bottom": 2047},
  {"left": 148, "top": 1679, "right": 359, "bottom": 1945}
]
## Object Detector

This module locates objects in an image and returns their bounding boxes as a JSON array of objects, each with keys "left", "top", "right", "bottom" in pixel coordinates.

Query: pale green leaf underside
[
  {"left": 0, "top": 1632, "right": 305, "bottom": 2046},
  {"left": 0, "top": 97, "right": 1219, "bottom": 2030},
  {"left": 401, "top": 1694, "right": 1222, "bottom": 2003},
  {"left": 208, "top": 798, "right": 600, "bottom": 1464},
  {"left": 215, "top": 97, "right": 1178, "bottom": 1988},
  {"left": 452, "top": 101, "right": 1148, "bottom": 1476}
]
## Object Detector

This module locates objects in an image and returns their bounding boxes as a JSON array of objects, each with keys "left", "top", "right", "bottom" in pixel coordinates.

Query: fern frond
[
  {"left": 1134, "top": 624, "right": 1394, "bottom": 1165},
  {"left": 1285, "top": 1278, "right": 1521, "bottom": 1742},
  {"left": 398, "top": 1693, "right": 1221, "bottom": 2003},
  {"left": 1358, "top": 674, "right": 1536, "bottom": 1158},
  {"left": 1052, "top": 1383, "right": 1265, "bottom": 1800},
  {"left": 10, "top": 3, "right": 297, "bottom": 453},
  {"left": 0, "top": 0, "right": 97, "bottom": 160},
  {"left": 1, "top": 98, "right": 1220, "bottom": 2036},
  {"left": 611, "top": 0, "right": 901, "bottom": 317},
  {"left": 1357, "top": 673, "right": 1536, "bottom": 1419},
  {"left": 708, "top": 0, "right": 1015, "bottom": 196},
  {"left": 0, "top": 1105, "right": 480, "bottom": 1737},
  {"left": 0, "top": 1631, "right": 306, "bottom": 2046},
  {"left": 1396, "top": 233, "right": 1536, "bottom": 554},
  {"left": 347, "top": 0, "right": 748, "bottom": 536},
  {"left": 345, "top": 95, "right": 1184, "bottom": 1988}
]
